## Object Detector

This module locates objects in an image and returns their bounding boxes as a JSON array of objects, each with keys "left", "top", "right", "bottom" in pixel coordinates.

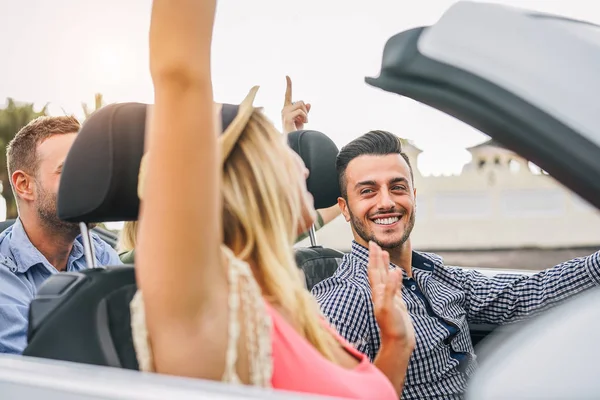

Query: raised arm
[
  {"left": 136, "top": 0, "right": 229, "bottom": 379},
  {"left": 318, "top": 204, "right": 342, "bottom": 225},
  {"left": 458, "top": 251, "right": 600, "bottom": 324}
]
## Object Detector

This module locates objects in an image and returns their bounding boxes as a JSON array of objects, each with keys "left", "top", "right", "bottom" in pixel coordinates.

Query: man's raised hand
[{"left": 281, "top": 76, "right": 311, "bottom": 134}]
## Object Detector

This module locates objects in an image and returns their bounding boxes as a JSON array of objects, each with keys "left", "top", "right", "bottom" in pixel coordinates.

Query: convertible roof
[
  {"left": 366, "top": 1, "right": 600, "bottom": 209},
  {"left": 417, "top": 1, "right": 600, "bottom": 146}
]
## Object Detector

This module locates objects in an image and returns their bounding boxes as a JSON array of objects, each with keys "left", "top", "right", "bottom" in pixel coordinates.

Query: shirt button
[{"left": 410, "top": 285, "right": 417, "bottom": 291}]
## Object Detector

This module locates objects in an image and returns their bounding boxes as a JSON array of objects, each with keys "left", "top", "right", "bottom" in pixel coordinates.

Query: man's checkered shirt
[{"left": 312, "top": 241, "right": 600, "bottom": 399}]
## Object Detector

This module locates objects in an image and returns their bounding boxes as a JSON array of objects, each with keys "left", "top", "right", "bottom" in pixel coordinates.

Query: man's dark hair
[{"left": 336, "top": 130, "right": 414, "bottom": 198}]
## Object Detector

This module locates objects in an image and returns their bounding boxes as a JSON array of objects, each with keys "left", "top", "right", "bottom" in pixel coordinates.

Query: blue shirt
[
  {"left": 0, "top": 219, "right": 122, "bottom": 354},
  {"left": 312, "top": 241, "right": 600, "bottom": 400}
]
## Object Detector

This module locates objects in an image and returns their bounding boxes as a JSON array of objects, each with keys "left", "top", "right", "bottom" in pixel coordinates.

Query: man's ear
[
  {"left": 12, "top": 170, "right": 35, "bottom": 203},
  {"left": 338, "top": 197, "right": 351, "bottom": 222}
]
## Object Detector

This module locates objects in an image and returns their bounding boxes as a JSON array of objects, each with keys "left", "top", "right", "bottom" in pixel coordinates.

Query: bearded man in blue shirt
[
  {"left": 312, "top": 130, "right": 600, "bottom": 400},
  {"left": 0, "top": 116, "right": 121, "bottom": 354}
]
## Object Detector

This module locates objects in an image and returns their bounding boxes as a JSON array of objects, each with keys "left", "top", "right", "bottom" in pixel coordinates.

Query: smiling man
[
  {"left": 0, "top": 116, "right": 121, "bottom": 354},
  {"left": 312, "top": 130, "right": 600, "bottom": 399}
]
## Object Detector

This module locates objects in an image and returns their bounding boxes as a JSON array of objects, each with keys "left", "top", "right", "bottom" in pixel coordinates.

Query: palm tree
[
  {"left": 82, "top": 93, "right": 105, "bottom": 119},
  {"left": 0, "top": 99, "right": 48, "bottom": 219}
]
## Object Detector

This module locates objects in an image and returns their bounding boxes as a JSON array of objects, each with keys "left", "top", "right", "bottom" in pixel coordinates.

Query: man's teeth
[{"left": 374, "top": 217, "right": 400, "bottom": 225}]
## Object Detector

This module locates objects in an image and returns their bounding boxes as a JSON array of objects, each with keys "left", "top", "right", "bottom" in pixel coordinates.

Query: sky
[{"left": 0, "top": 0, "right": 598, "bottom": 176}]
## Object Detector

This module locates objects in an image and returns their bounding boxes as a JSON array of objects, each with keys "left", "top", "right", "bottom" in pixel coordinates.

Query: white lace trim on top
[{"left": 129, "top": 245, "right": 273, "bottom": 387}]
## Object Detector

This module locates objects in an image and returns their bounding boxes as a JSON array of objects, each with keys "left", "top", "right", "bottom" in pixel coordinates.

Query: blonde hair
[
  {"left": 119, "top": 221, "right": 138, "bottom": 252},
  {"left": 222, "top": 109, "right": 336, "bottom": 361},
  {"left": 137, "top": 88, "right": 338, "bottom": 361}
]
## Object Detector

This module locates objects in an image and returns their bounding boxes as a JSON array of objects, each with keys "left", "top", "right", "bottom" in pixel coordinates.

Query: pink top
[{"left": 266, "top": 303, "right": 398, "bottom": 399}]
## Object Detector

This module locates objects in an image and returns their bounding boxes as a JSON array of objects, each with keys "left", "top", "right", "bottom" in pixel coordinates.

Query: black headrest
[
  {"left": 287, "top": 130, "right": 341, "bottom": 209},
  {"left": 58, "top": 103, "right": 147, "bottom": 223},
  {"left": 58, "top": 106, "right": 341, "bottom": 223},
  {"left": 58, "top": 101, "right": 246, "bottom": 223}
]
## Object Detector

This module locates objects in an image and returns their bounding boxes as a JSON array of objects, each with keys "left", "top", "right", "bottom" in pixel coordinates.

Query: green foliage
[{"left": 82, "top": 93, "right": 105, "bottom": 119}]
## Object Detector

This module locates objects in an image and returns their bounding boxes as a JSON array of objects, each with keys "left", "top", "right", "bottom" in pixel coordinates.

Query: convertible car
[{"left": 1, "top": 1, "right": 598, "bottom": 399}]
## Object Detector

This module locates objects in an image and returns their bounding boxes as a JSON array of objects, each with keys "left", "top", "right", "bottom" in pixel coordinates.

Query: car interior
[
  {"left": 2, "top": 3, "right": 599, "bottom": 399},
  {"left": 20, "top": 93, "right": 505, "bottom": 370},
  {"left": 17, "top": 101, "right": 349, "bottom": 368}
]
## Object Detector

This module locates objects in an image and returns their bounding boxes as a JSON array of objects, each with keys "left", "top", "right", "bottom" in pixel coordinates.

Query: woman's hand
[{"left": 140, "top": 0, "right": 229, "bottom": 382}]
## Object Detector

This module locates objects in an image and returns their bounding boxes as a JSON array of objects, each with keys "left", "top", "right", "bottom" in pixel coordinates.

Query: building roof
[
  {"left": 401, "top": 139, "right": 422, "bottom": 154},
  {"left": 466, "top": 139, "right": 509, "bottom": 151}
]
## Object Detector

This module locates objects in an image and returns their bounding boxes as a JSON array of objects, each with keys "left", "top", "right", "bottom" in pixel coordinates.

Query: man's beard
[
  {"left": 35, "top": 183, "right": 82, "bottom": 239},
  {"left": 348, "top": 205, "right": 416, "bottom": 250}
]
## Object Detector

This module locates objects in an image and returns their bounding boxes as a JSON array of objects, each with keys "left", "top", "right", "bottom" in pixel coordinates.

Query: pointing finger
[{"left": 284, "top": 75, "right": 293, "bottom": 106}]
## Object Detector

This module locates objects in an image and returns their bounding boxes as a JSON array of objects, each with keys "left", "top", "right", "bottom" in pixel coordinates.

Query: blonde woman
[
  {"left": 118, "top": 79, "right": 339, "bottom": 264},
  {"left": 131, "top": 1, "right": 415, "bottom": 398}
]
